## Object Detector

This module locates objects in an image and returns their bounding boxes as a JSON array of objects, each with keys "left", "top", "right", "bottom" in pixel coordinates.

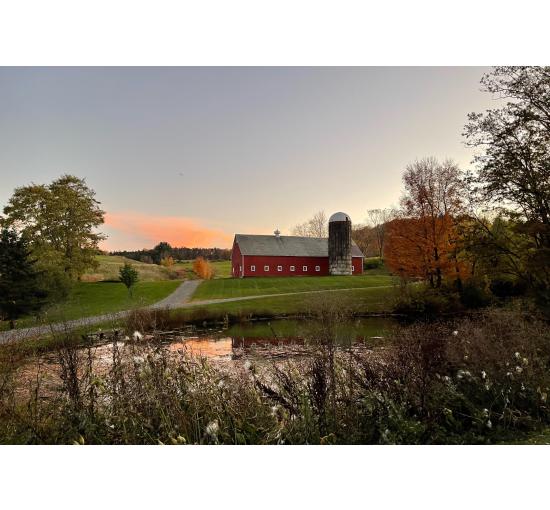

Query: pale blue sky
[{"left": 0, "top": 67, "right": 491, "bottom": 249}]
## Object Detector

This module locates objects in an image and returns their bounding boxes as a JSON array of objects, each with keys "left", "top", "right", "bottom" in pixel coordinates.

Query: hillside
[{"left": 82, "top": 255, "right": 180, "bottom": 282}]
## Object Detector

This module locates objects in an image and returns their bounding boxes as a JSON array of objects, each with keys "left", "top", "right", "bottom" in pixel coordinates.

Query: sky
[{"left": 0, "top": 67, "right": 493, "bottom": 251}]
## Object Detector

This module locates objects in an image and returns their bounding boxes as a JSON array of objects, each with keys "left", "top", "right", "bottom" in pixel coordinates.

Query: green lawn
[
  {"left": 192, "top": 274, "right": 394, "bottom": 301},
  {"left": 177, "top": 286, "right": 394, "bottom": 321},
  {"left": 175, "top": 260, "right": 231, "bottom": 279},
  {"left": 1, "top": 280, "right": 181, "bottom": 331}
]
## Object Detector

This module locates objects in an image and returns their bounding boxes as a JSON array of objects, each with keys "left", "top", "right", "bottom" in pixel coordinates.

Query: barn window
[
  {"left": 352, "top": 265, "right": 355, "bottom": 272},
  {"left": 277, "top": 265, "right": 282, "bottom": 271},
  {"left": 303, "top": 265, "right": 308, "bottom": 271},
  {"left": 264, "top": 265, "right": 269, "bottom": 271},
  {"left": 290, "top": 265, "right": 295, "bottom": 271},
  {"left": 251, "top": 265, "right": 256, "bottom": 272},
  {"left": 239, "top": 265, "right": 242, "bottom": 272},
  {"left": 315, "top": 265, "right": 320, "bottom": 271}
]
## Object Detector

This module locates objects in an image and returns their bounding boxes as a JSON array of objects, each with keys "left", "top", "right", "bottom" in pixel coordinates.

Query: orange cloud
[{"left": 100, "top": 211, "right": 232, "bottom": 251}]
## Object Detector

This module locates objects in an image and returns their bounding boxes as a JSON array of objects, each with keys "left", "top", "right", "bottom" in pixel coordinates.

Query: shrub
[
  {"left": 119, "top": 262, "right": 139, "bottom": 296},
  {"left": 363, "top": 258, "right": 383, "bottom": 270},
  {"left": 490, "top": 277, "right": 528, "bottom": 298},
  {"left": 193, "top": 257, "right": 213, "bottom": 279},
  {"left": 392, "top": 284, "right": 462, "bottom": 317},
  {"left": 2, "top": 309, "right": 550, "bottom": 444},
  {"left": 459, "top": 281, "right": 492, "bottom": 309},
  {"left": 160, "top": 256, "right": 175, "bottom": 267}
]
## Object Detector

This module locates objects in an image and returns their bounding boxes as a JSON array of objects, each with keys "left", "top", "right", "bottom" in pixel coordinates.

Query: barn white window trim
[
  {"left": 315, "top": 265, "right": 320, "bottom": 272},
  {"left": 264, "top": 265, "right": 269, "bottom": 271},
  {"left": 251, "top": 265, "right": 256, "bottom": 272},
  {"left": 277, "top": 265, "right": 283, "bottom": 271},
  {"left": 290, "top": 265, "right": 295, "bottom": 271},
  {"left": 352, "top": 265, "right": 355, "bottom": 272},
  {"left": 303, "top": 265, "right": 308, "bottom": 271}
]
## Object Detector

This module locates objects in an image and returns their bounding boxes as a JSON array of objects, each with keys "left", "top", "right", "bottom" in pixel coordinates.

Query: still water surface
[
  {"left": 16, "top": 318, "right": 395, "bottom": 389},
  {"left": 170, "top": 317, "right": 394, "bottom": 359}
]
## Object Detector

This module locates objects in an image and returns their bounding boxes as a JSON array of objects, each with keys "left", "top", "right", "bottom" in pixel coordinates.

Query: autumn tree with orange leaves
[
  {"left": 384, "top": 157, "right": 468, "bottom": 288},
  {"left": 193, "top": 257, "right": 213, "bottom": 279}
]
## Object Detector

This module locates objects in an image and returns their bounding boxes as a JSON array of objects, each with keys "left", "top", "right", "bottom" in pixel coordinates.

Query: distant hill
[{"left": 82, "top": 255, "right": 179, "bottom": 282}]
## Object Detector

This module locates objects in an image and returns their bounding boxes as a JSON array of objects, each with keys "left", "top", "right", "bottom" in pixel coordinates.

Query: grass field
[
  {"left": 1, "top": 285, "right": 396, "bottom": 355},
  {"left": 184, "top": 286, "right": 394, "bottom": 317},
  {"left": 192, "top": 274, "right": 394, "bottom": 301},
  {"left": 1, "top": 280, "right": 181, "bottom": 331},
  {"left": 175, "top": 260, "right": 231, "bottom": 278},
  {"left": 82, "top": 255, "right": 178, "bottom": 282}
]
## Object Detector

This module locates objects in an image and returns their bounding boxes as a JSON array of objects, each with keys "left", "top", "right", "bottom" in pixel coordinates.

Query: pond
[
  {"left": 13, "top": 317, "right": 396, "bottom": 393},
  {"left": 177, "top": 317, "right": 394, "bottom": 359}
]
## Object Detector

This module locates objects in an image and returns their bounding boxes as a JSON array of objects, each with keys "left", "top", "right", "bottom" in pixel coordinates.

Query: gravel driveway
[
  {"left": 0, "top": 281, "right": 391, "bottom": 345},
  {"left": 0, "top": 280, "right": 202, "bottom": 345}
]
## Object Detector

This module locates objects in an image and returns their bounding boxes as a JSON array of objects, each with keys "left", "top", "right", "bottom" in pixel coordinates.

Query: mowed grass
[
  {"left": 175, "top": 260, "right": 231, "bottom": 279},
  {"left": 2, "top": 280, "right": 181, "bottom": 330},
  {"left": 182, "top": 286, "right": 394, "bottom": 318},
  {"left": 82, "top": 255, "right": 176, "bottom": 282},
  {"left": 192, "top": 274, "right": 395, "bottom": 301},
  {"left": 2, "top": 286, "right": 395, "bottom": 354}
]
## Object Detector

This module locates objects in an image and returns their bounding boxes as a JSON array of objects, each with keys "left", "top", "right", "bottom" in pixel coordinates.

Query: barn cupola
[{"left": 328, "top": 212, "right": 352, "bottom": 275}]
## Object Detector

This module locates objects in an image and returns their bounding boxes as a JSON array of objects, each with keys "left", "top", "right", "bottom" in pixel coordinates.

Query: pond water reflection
[
  {"left": 14, "top": 317, "right": 396, "bottom": 392},
  {"left": 169, "top": 317, "right": 394, "bottom": 359}
]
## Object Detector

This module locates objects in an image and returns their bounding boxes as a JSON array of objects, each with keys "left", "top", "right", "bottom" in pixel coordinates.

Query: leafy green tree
[
  {"left": 152, "top": 242, "right": 172, "bottom": 264},
  {"left": 0, "top": 229, "right": 48, "bottom": 329},
  {"left": 1, "top": 174, "right": 106, "bottom": 280},
  {"left": 119, "top": 262, "right": 139, "bottom": 297},
  {"left": 464, "top": 67, "right": 550, "bottom": 310}
]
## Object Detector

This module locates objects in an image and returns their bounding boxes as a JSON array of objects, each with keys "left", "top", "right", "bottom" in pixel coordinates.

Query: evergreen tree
[
  {"left": 119, "top": 262, "right": 139, "bottom": 297},
  {"left": 0, "top": 229, "right": 48, "bottom": 329}
]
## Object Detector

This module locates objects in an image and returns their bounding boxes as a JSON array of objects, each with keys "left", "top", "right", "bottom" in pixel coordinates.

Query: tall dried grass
[{"left": 0, "top": 307, "right": 549, "bottom": 444}]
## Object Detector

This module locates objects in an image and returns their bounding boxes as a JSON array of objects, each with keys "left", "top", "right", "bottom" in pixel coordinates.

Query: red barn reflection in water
[
  {"left": 169, "top": 336, "right": 306, "bottom": 358},
  {"left": 169, "top": 338, "right": 234, "bottom": 358}
]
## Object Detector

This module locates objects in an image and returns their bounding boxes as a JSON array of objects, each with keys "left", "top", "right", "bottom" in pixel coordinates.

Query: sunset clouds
[{"left": 101, "top": 211, "right": 232, "bottom": 251}]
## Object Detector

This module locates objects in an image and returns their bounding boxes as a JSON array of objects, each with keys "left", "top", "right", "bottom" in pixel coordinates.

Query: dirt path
[
  {"left": 187, "top": 285, "right": 393, "bottom": 307},
  {"left": 151, "top": 280, "right": 202, "bottom": 309},
  {"left": 0, "top": 282, "right": 391, "bottom": 345},
  {"left": 0, "top": 280, "right": 201, "bottom": 345}
]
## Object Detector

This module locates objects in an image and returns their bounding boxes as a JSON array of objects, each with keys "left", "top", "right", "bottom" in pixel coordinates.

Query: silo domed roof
[{"left": 329, "top": 212, "right": 351, "bottom": 223}]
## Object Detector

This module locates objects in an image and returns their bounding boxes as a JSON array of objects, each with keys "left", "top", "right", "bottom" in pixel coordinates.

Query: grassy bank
[
  {"left": 183, "top": 286, "right": 393, "bottom": 321},
  {"left": 2, "top": 309, "right": 549, "bottom": 444},
  {"left": 0, "top": 286, "right": 396, "bottom": 356},
  {"left": 1, "top": 280, "right": 181, "bottom": 332},
  {"left": 192, "top": 274, "right": 394, "bottom": 301}
]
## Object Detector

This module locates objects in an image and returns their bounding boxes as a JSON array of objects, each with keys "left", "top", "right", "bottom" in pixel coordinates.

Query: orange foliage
[
  {"left": 193, "top": 257, "right": 213, "bottom": 280},
  {"left": 160, "top": 256, "right": 175, "bottom": 267},
  {"left": 384, "top": 215, "right": 468, "bottom": 287}
]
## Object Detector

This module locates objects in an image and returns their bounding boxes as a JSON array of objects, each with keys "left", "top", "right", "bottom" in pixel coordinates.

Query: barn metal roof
[{"left": 234, "top": 234, "right": 364, "bottom": 257}]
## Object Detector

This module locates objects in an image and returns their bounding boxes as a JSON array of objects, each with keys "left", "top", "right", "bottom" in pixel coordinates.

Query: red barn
[{"left": 231, "top": 233, "right": 364, "bottom": 278}]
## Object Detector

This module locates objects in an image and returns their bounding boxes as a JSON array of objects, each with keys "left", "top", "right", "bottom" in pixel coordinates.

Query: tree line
[
  {"left": 294, "top": 67, "right": 550, "bottom": 315},
  {"left": 112, "top": 243, "right": 231, "bottom": 265}
]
